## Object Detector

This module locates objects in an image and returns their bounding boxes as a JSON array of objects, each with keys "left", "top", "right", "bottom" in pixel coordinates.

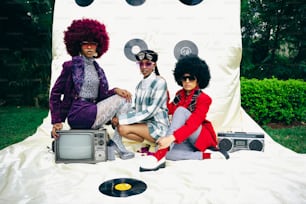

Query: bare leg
[{"left": 118, "top": 123, "right": 155, "bottom": 143}]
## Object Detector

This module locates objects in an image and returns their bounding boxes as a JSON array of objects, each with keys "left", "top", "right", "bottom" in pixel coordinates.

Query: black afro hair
[{"left": 174, "top": 54, "right": 211, "bottom": 89}]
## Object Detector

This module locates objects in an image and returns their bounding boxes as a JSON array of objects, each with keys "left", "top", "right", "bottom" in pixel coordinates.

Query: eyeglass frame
[
  {"left": 180, "top": 75, "right": 197, "bottom": 82},
  {"left": 137, "top": 61, "right": 155, "bottom": 67},
  {"left": 80, "top": 41, "right": 98, "bottom": 46}
]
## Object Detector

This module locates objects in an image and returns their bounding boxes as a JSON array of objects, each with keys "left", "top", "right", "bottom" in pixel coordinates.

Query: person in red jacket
[{"left": 140, "top": 54, "right": 229, "bottom": 172}]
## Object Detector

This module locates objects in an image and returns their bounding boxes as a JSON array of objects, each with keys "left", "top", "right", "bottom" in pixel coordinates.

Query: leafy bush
[
  {"left": 0, "top": 0, "right": 52, "bottom": 107},
  {"left": 241, "top": 77, "right": 305, "bottom": 125}
]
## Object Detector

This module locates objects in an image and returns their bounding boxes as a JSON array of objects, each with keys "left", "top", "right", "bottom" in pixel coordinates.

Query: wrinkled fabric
[{"left": 0, "top": 111, "right": 305, "bottom": 204}]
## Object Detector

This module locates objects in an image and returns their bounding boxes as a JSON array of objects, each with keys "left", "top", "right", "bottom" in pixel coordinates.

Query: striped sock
[
  {"left": 202, "top": 152, "right": 211, "bottom": 159},
  {"left": 154, "top": 148, "right": 169, "bottom": 161}
]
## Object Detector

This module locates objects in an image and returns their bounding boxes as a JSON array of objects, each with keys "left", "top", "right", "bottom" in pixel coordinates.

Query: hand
[
  {"left": 156, "top": 135, "right": 175, "bottom": 150},
  {"left": 111, "top": 117, "right": 119, "bottom": 128},
  {"left": 51, "top": 123, "right": 63, "bottom": 139},
  {"left": 115, "top": 88, "right": 132, "bottom": 102}
]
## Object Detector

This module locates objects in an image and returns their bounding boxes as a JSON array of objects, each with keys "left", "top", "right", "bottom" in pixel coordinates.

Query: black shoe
[
  {"left": 207, "top": 146, "right": 230, "bottom": 160},
  {"left": 105, "top": 120, "right": 115, "bottom": 129}
]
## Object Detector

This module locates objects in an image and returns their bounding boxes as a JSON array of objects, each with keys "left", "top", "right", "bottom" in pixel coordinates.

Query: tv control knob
[{"left": 99, "top": 140, "right": 104, "bottom": 146}]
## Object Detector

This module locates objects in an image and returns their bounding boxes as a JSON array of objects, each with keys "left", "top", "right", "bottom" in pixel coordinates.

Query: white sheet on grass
[{"left": 0, "top": 0, "right": 305, "bottom": 203}]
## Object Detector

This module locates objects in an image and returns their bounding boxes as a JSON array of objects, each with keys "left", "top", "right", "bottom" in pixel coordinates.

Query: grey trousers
[{"left": 166, "top": 107, "right": 203, "bottom": 161}]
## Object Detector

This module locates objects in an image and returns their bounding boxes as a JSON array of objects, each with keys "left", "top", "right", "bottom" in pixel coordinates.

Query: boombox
[{"left": 217, "top": 132, "right": 264, "bottom": 153}]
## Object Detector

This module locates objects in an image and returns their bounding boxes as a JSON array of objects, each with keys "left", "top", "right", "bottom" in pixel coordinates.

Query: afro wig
[
  {"left": 64, "top": 18, "right": 109, "bottom": 58},
  {"left": 174, "top": 54, "right": 211, "bottom": 89}
]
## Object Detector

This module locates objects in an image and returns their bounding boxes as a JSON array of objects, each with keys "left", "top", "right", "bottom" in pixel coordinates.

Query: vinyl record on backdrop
[
  {"left": 99, "top": 178, "right": 147, "bottom": 197},
  {"left": 126, "top": 0, "right": 146, "bottom": 6},
  {"left": 174, "top": 40, "right": 198, "bottom": 60},
  {"left": 179, "top": 0, "right": 204, "bottom": 6},
  {"left": 124, "top": 39, "right": 148, "bottom": 61},
  {"left": 75, "top": 0, "right": 94, "bottom": 7}
]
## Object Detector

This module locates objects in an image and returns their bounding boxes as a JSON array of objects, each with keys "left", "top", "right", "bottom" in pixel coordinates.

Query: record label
[
  {"left": 174, "top": 40, "right": 198, "bottom": 60},
  {"left": 114, "top": 183, "right": 132, "bottom": 191},
  {"left": 99, "top": 178, "right": 147, "bottom": 197}
]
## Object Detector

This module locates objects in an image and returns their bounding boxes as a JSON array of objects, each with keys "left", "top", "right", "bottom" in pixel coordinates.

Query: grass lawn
[
  {"left": 263, "top": 125, "right": 306, "bottom": 153},
  {"left": 0, "top": 106, "right": 305, "bottom": 153},
  {"left": 0, "top": 106, "right": 49, "bottom": 150}
]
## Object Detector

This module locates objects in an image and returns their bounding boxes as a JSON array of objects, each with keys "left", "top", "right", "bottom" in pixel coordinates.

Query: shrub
[{"left": 241, "top": 77, "right": 305, "bottom": 125}]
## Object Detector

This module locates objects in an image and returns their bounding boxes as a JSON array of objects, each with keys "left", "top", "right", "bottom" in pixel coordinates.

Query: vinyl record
[
  {"left": 179, "top": 0, "right": 204, "bottom": 6},
  {"left": 99, "top": 178, "right": 147, "bottom": 197},
  {"left": 174, "top": 40, "right": 198, "bottom": 60},
  {"left": 126, "top": 0, "right": 146, "bottom": 6},
  {"left": 124, "top": 39, "right": 148, "bottom": 61},
  {"left": 75, "top": 0, "right": 94, "bottom": 7}
]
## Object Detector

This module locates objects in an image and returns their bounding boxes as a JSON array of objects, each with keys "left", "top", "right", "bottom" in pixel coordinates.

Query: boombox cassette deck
[{"left": 217, "top": 132, "right": 264, "bottom": 153}]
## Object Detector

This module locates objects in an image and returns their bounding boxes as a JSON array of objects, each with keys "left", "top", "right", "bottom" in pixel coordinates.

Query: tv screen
[
  {"left": 58, "top": 132, "right": 93, "bottom": 160},
  {"left": 54, "top": 129, "right": 108, "bottom": 163}
]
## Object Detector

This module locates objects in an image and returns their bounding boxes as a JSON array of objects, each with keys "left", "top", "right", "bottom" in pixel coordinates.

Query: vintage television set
[{"left": 54, "top": 129, "right": 108, "bottom": 163}]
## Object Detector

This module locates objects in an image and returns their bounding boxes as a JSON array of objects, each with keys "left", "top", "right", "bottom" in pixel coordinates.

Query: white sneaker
[{"left": 139, "top": 155, "right": 166, "bottom": 172}]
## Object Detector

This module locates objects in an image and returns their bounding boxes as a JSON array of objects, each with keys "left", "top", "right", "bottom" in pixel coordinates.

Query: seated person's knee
[{"left": 117, "top": 125, "right": 128, "bottom": 135}]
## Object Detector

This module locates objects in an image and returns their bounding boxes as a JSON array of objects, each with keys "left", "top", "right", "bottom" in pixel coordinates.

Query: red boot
[{"left": 139, "top": 148, "right": 168, "bottom": 172}]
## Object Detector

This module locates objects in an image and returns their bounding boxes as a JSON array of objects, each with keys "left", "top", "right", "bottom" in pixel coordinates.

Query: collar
[
  {"left": 181, "top": 86, "right": 200, "bottom": 97},
  {"left": 140, "top": 72, "right": 156, "bottom": 89},
  {"left": 82, "top": 55, "right": 95, "bottom": 65}
]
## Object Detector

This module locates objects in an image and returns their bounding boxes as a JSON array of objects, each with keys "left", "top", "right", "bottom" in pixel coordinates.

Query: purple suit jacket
[{"left": 49, "top": 56, "right": 116, "bottom": 128}]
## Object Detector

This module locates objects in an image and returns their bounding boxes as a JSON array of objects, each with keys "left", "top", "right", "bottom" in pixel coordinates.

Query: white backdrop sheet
[
  {"left": 0, "top": 0, "right": 306, "bottom": 203},
  {"left": 0, "top": 113, "right": 305, "bottom": 204}
]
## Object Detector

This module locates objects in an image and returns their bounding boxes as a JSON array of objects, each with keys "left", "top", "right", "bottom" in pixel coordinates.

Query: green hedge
[{"left": 241, "top": 77, "right": 306, "bottom": 125}]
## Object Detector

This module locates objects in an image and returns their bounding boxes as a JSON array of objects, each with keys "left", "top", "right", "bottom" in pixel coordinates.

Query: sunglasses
[
  {"left": 181, "top": 75, "right": 196, "bottom": 82},
  {"left": 80, "top": 41, "right": 98, "bottom": 46},
  {"left": 137, "top": 61, "right": 154, "bottom": 67}
]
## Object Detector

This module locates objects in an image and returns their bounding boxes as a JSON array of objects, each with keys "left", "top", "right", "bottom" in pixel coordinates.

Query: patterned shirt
[
  {"left": 118, "top": 73, "right": 169, "bottom": 139},
  {"left": 79, "top": 56, "right": 99, "bottom": 99}
]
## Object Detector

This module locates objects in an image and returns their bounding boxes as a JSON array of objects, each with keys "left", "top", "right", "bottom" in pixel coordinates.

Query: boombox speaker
[{"left": 217, "top": 132, "right": 264, "bottom": 153}]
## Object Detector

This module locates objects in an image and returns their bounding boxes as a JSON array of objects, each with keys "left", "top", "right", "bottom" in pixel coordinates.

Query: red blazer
[{"left": 167, "top": 88, "right": 217, "bottom": 151}]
